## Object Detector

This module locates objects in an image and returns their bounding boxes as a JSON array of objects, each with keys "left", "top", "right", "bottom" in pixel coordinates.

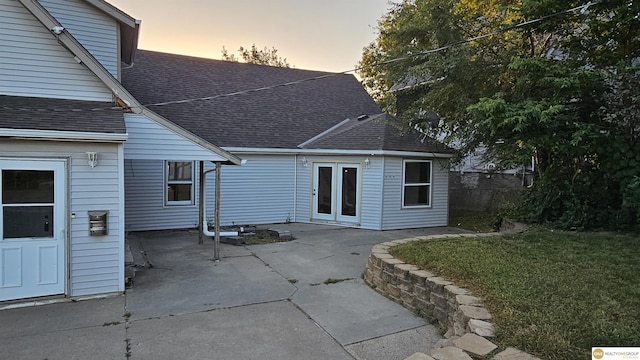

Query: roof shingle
[{"left": 0, "top": 95, "right": 125, "bottom": 134}]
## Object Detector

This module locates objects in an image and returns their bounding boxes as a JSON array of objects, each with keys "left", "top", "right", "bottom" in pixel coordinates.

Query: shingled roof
[
  {"left": 300, "top": 113, "right": 452, "bottom": 153},
  {"left": 0, "top": 95, "right": 125, "bottom": 134},
  {"left": 122, "top": 50, "right": 448, "bottom": 153}
]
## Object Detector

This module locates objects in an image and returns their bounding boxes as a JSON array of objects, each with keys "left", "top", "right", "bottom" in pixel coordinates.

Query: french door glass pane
[
  {"left": 3, "top": 206, "right": 54, "bottom": 239},
  {"left": 317, "top": 167, "right": 333, "bottom": 214},
  {"left": 341, "top": 167, "right": 357, "bottom": 216},
  {"left": 2, "top": 170, "right": 54, "bottom": 204}
]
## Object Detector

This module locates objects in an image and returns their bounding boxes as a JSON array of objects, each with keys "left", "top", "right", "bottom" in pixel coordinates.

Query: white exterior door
[
  {"left": 312, "top": 162, "right": 361, "bottom": 224},
  {"left": 0, "top": 159, "right": 66, "bottom": 301}
]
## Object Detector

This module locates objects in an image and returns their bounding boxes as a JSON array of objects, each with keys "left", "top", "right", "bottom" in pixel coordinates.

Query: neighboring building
[
  {"left": 0, "top": 0, "right": 450, "bottom": 303},
  {"left": 0, "top": 0, "right": 239, "bottom": 302},
  {"left": 122, "top": 51, "right": 453, "bottom": 231}
]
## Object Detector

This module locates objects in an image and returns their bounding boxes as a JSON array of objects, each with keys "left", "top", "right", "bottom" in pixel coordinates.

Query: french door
[
  {"left": 312, "top": 162, "right": 361, "bottom": 224},
  {"left": 0, "top": 159, "right": 66, "bottom": 301}
]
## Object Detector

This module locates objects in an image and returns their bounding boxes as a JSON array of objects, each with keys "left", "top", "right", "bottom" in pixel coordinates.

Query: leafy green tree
[
  {"left": 359, "top": 0, "right": 640, "bottom": 229},
  {"left": 221, "top": 44, "right": 290, "bottom": 67}
]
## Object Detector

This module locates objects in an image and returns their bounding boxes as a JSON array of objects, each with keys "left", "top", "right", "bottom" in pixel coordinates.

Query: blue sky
[{"left": 108, "top": 0, "right": 392, "bottom": 72}]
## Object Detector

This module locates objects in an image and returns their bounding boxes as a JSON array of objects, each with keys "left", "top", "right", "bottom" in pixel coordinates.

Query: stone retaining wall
[{"left": 363, "top": 234, "right": 499, "bottom": 339}]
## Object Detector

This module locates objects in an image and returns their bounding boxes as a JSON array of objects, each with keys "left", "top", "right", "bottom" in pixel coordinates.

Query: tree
[
  {"left": 221, "top": 44, "right": 291, "bottom": 67},
  {"left": 359, "top": 0, "right": 640, "bottom": 230}
]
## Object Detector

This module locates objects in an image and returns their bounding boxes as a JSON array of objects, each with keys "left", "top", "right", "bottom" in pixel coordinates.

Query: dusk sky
[{"left": 108, "top": 0, "right": 392, "bottom": 72}]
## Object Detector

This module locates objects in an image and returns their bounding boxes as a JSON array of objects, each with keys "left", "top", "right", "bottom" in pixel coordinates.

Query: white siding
[
  {"left": 0, "top": 0, "right": 113, "bottom": 101},
  {"left": 124, "top": 159, "right": 201, "bottom": 231},
  {"left": 0, "top": 140, "right": 124, "bottom": 297},
  {"left": 124, "top": 114, "right": 231, "bottom": 161},
  {"left": 381, "top": 157, "right": 450, "bottom": 230},
  {"left": 208, "top": 155, "right": 296, "bottom": 226},
  {"left": 39, "top": 0, "right": 119, "bottom": 77}
]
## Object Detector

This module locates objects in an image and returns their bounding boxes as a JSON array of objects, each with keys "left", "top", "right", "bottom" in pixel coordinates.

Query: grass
[
  {"left": 389, "top": 227, "right": 640, "bottom": 360},
  {"left": 449, "top": 209, "right": 497, "bottom": 233}
]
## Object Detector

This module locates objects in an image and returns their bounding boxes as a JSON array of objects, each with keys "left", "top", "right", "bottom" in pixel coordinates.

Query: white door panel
[{"left": 0, "top": 159, "right": 66, "bottom": 301}]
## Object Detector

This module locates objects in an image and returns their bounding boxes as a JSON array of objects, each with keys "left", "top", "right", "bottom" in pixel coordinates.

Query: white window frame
[
  {"left": 402, "top": 159, "right": 432, "bottom": 208},
  {"left": 164, "top": 161, "right": 195, "bottom": 206}
]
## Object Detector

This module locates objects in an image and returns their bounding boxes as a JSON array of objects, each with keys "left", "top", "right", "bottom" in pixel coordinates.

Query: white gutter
[
  {"left": 0, "top": 128, "right": 128, "bottom": 142},
  {"left": 224, "top": 147, "right": 454, "bottom": 159}
]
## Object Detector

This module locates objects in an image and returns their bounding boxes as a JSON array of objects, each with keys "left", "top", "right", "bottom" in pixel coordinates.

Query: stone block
[
  {"left": 432, "top": 336, "right": 459, "bottom": 349},
  {"left": 416, "top": 298, "right": 434, "bottom": 314},
  {"left": 492, "top": 347, "right": 541, "bottom": 360},
  {"left": 409, "top": 269, "right": 434, "bottom": 285},
  {"left": 387, "top": 283, "right": 401, "bottom": 298},
  {"left": 376, "top": 252, "right": 396, "bottom": 260},
  {"left": 468, "top": 319, "right": 495, "bottom": 337},
  {"left": 459, "top": 305, "right": 492, "bottom": 321},
  {"left": 396, "top": 263, "right": 419, "bottom": 279},
  {"left": 445, "top": 285, "right": 468, "bottom": 300},
  {"left": 268, "top": 228, "right": 292, "bottom": 240},
  {"left": 400, "top": 289, "right": 415, "bottom": 306},
  {"left": 382, "top": 270, "right": 397, "bottom": 284},
  {"left": 432, "top": 306, "right": 448, "bottom": 323},
  {"left": 381, "top": 257, "right": 404, "bottom": 268},
  {"left": 453, "top": 333, "right": 498, "bottom": 357},
  {"left": 430, "top": 292, "right": 447, "bottom": 310},
  {"left": 430, "top": 346, "right": 473, "bottom": 360},
  {"left": 456, "top": 294, "right": 481, "bottom": 306},
  {"left": 427, "top": 277, "right": 452, "bottom": 293},
  {"left": 398, "top": 278, "right": 414, "bottom": 292},
  {"left": 404, "top": 352, "right": 435, "bottom": 360},
  {"left": 414, "top": 284, "right": 429, "bottom": 299}
]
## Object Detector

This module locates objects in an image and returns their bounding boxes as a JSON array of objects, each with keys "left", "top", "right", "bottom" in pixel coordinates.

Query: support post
[
  {"left": 198, "top": 161, "right": 204, "bottom": 245},
  {"left": 214, "top": 161, "right": 222, "bottom": 261}
]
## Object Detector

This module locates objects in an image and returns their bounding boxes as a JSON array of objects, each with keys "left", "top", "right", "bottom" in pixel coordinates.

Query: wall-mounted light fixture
[
  {"left": 301, "top": 156, "right": 309, "bottom": 168},
  {"left": 86, "top": 152, "right": 98, "bottom": 168},
  {"left": 363, "top": 158, "right": 371, "bottom": 169}
]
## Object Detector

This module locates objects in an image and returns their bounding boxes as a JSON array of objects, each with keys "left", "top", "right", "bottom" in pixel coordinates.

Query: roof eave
[{"left": 0, "top": 128, "right": 128, "bottom": 142}]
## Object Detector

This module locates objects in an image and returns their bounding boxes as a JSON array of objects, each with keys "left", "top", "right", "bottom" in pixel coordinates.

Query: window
[
  {"left": 165, "top": 161, "right": 194, "bottom": 206},
  {"left": 402, "top": 160, "right": 431, "bottom": 207}
]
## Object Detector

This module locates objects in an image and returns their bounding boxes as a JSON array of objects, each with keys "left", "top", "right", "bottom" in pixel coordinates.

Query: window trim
[
  {"left": 401, "top": 159, "right": 432, "bottom": 209},
  {"left": 164, "top": 161, "right": 195, "bottom": 206}
]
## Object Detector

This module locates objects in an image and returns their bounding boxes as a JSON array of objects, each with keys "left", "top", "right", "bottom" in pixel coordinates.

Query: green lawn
[
  {"left": 390, "top": 228, "right": 640, "bottom": 360},
  {"left": 449, "top": 209, "right": 498, "bottom": 233}
]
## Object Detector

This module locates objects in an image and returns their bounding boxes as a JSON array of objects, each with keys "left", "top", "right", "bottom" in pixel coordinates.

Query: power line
[{"left": 1, "top": 1, "right": 597, "bottom": 113}]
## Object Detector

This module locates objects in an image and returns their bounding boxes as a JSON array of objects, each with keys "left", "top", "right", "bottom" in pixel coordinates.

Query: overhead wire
[{"left": 0, "top": 1, "right": 597, "bottom": 113}]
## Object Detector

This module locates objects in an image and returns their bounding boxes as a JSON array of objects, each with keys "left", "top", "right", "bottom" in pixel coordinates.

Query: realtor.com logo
[{"left": 593, "top": 347, "right": 640, "bottom": 360}]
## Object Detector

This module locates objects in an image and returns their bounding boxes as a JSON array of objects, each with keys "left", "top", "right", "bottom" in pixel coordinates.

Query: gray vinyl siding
[
  {"left": 381, "top": 157, "right": 449, "bottom": 230},
  {"left": 0, "top": 0, "right": 112, "bottom": 101},
  {"left": 0, "top": 140, "right": 124, "bottom": 297},
  {"left": 124, "top": 159, "right": 201, "bottom": 231},
  {"left": 360, "top": 156, "right": 384, "bottom": 230},
  {"left": 207, "top": 155, "right": 296, "bottom": 226},
  {"left": 294, "top": 156, "right": 312, "bottom": 223},
  {"left": 124, "top": 114, "right": 231, "bottom": 161},
  {"left": 39, "top": 0, "right": 119, "bottom": 77}
]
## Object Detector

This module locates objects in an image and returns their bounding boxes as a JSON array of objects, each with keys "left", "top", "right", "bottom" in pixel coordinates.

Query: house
[
  {"left": 0, "top": 0, "right": 450, "bottom": 303},
  {"left": 121, "top": 50, "right": 453, "bottom": 231},
  {"left": 0, "top": 0, "right": 240, "bottom": 302}
]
